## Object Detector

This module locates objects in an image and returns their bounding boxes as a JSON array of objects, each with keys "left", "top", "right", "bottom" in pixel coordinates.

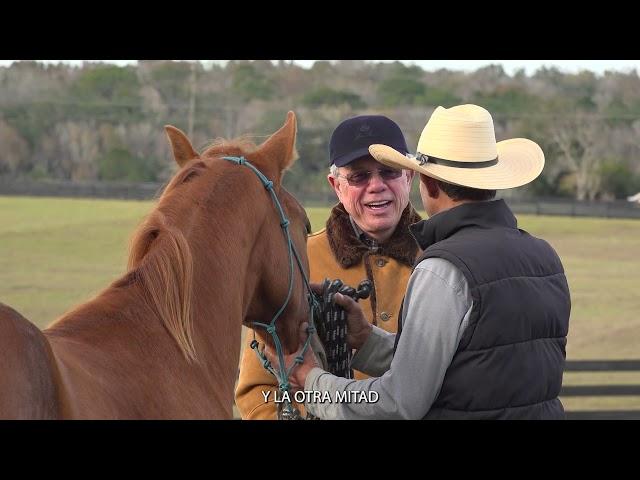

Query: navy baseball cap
[{"left": 329, "top": 115, "right": 409, "bottom": 167}]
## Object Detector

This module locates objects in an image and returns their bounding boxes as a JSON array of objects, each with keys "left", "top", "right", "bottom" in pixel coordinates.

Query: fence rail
[
  {"left": 562, "top": 360, "right": 640, "bottom": 420},
  {"left": 506, "top": 198, "right": 640, "bottom": 219},
  {"left": 1, "top": 178, "right": 640, "bottom": 219},
  {"left": 0, "top": 178, "right": 164, "bottom": 201}
]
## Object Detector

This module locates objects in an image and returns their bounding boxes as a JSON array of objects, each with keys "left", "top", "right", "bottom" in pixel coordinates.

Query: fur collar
[{"left": 326, "top": 203, "right": 422, "bottom": 268}]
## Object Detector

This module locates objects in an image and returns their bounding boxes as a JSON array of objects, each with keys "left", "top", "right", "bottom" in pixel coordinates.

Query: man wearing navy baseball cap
[
  {"left": 236, "top": 114, "right": 423, "bottom": 419},
  {"left": 325, "top": 115, "right": 418, "bottom": 245},
  {"left": 329, "top": 115, "right": 411, "bottom": 167}
]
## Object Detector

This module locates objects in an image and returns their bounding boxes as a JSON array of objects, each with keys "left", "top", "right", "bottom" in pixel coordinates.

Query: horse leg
[{"left": 0, "top": 303, "right": 61, "bottom": 419}]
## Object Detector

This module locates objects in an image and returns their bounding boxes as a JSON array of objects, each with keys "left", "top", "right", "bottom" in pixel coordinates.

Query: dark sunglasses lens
[
  {"left": 345, "top": 169, "right": 402, "bottom": 186},
  {"left": 380, "top": 168, "right": 403, "bottom": 180},
  {"left": 346, "top": 172, "right": 370, "bottom": 185}
]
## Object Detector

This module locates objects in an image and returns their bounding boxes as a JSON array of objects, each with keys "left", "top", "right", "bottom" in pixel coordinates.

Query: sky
[{"left": 0, "top": 60, "right": 638, "bottom": 76}]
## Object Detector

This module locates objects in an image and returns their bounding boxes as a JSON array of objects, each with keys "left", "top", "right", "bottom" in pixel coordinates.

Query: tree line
[{"left": 1, "top": 60, "right": 639, "bottom": 200}]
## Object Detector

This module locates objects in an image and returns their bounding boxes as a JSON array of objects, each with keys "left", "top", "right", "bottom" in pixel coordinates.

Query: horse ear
[
  {"left": 164, "top": 125, "right": 200, "bottom": 168},
  {"left": 257, "top": 111, "right": 298, "bottom": 172}
]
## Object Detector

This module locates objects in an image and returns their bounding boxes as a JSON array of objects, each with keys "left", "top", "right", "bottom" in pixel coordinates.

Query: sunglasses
[{"left": 337, "top": 167, "right": 404, "bottom": 187}]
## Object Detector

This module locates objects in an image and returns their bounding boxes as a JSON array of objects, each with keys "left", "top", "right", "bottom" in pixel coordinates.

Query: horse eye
[
  {"left": 181, "top": 170, "right": 199, "bottom": 183},
  {"left": 180, "top": 162, "right": 207, "bottom": 184}
]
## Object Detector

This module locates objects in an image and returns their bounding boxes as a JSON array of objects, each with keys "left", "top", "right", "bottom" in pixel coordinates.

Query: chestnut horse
[{"left": 0, "top": 112, "right": 312, "bottom": 419}]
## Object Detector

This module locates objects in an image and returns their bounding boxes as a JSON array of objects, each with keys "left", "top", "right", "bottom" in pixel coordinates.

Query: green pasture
[{"left": 1, "top": 195, "right": 639, "bottom": 413}]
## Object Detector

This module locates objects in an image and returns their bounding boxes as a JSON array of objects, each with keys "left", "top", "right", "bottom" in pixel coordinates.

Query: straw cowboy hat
[{"left": 369, "top": 104, "right": 545, "bottom": 190}]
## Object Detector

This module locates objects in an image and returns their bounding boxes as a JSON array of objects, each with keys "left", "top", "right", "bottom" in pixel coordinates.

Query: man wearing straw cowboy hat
[{"left": 267, "top": 104, "right": 571, "bottom": 419}]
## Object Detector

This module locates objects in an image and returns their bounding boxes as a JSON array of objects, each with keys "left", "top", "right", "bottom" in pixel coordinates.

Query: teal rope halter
[{"left": 221, "top": 156, "right": 319, "bottom": 419}]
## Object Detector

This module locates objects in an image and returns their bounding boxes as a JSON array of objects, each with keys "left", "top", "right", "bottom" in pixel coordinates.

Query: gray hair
[{"left": 329, "top": 163, "right": 339, "bottom": 177}]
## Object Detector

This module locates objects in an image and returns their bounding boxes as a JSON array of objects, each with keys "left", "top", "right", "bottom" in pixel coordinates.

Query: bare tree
[
  {"left": 0, "top": 119, "right": 29, "bottom": 175},
  {"left": 55, "top": 121, "right": 100, "bottom": 180},
  {"left": 551, "top": 114, "right": 605, "bottom": 200}
]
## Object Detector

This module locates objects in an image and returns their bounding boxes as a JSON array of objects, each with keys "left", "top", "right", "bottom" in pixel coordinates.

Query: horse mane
[
  {"left": 125, "top": 136, "right": 262, "bottom": 363},
  {"left": 128, "top": 205, "right": 196, "bottom": 362}
]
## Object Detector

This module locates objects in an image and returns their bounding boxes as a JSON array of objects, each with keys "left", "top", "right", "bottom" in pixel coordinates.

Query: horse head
[{"left": 129, "top": 112, "right": 311, "bottom": 367}]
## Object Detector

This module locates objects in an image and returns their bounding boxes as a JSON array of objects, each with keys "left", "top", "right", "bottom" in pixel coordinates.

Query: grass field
[{"left": 1, "top": 195, "right": 639, "bottom": 413}]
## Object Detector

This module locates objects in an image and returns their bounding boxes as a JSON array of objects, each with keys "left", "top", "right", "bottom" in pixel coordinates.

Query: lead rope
[
  {"left": 315, "top": 279, "right": 372, "bottom": 379},
  {"left": 300, "top": 279, "right": 371, "bottom": 420}
]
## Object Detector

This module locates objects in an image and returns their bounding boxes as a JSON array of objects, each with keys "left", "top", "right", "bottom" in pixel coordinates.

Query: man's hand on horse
[
  {"left": 263, "top": 321, "right": 320, "bottom": 392},
  {"left": 310, "top": 282, "right": 373, "bottom": 351}
]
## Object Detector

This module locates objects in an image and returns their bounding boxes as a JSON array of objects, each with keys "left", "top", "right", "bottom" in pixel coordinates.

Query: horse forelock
[
  {"left": 201, "top": 137, "right": 259, "bottom": 161},
  {"left": 202, "top": 136, "right": 291, "bottom": 176},
  {"left": 128, "top": 211, "right": 196, "bottom": 363}
]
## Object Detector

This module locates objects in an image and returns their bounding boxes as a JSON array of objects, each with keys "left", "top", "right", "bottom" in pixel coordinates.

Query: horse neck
[
  {"left": 189, "top": 248, "right": 247, "bottom": 389},
  {"left": 183, "top": 199, "right": 268, "bottom": 391}
]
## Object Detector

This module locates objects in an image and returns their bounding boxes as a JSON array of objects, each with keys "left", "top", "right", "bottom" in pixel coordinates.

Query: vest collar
[{"left": 409, "top": 199, "right": 517, "bottom": 250}]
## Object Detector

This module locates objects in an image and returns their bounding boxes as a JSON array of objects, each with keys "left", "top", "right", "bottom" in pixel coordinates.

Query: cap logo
[{"left": 355, "top": 124, "right": 374, "bottom": 140}]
